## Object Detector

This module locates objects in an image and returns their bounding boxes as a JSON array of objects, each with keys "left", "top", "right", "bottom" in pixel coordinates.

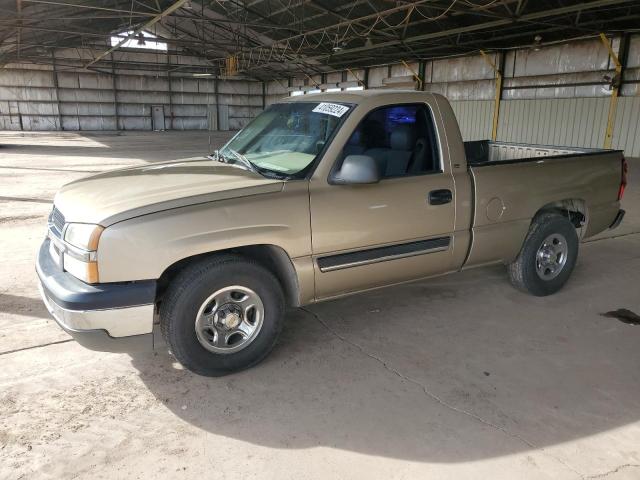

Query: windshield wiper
[
  {"left": 208, "top": 149, "right": 253, "bottom": 171},
  {"left": 207, "top": 150, "right": 227, "bottom": 163},
  {"left": 225, "top": 148, "right": 261, "bottom": 175},
  {"left": 209, "top": 149, "right": 287, "bottom": 179}
]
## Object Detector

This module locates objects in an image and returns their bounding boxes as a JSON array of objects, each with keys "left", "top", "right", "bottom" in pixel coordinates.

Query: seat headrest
[{"left": 390, "top": 125, "right": 416, "bottom": 151}]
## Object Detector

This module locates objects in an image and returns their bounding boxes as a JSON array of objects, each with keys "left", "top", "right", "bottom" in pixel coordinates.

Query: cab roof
[{"left": 282, "top": 89, "right": 441, "bottom": 106}]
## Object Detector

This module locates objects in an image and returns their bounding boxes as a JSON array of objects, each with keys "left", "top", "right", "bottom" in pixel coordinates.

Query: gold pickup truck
[{"left": 37, "top": 90, "right": 627, "bottom": 376}]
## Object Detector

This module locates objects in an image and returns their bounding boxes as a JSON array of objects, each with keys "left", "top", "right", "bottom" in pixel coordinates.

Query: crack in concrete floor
[
  {"left": 584, "top": 463, "right": 640, "bottom": 479},
  {"left": 0, "top": 339, "right": 72, "bottom": 356},
  {"left": 301, "top": 306, "right": 589, "bottom": 479}
]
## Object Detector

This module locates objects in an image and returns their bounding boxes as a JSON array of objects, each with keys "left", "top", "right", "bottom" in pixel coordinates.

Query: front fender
[{"left": 97, "top": 182, "right": 311, "bottom": 282}]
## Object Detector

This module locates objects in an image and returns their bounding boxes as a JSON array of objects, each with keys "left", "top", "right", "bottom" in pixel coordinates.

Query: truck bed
[
  {"left": 464, "top": 140, "right": 614, "bottom": 166},
  {"left": 461, "top": 140, "right": 623, "bottom": 269}
]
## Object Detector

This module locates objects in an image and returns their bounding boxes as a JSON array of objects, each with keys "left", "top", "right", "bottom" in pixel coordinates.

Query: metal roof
[{"left": 1, "top": 0, "right": 639, "bottom": 79}]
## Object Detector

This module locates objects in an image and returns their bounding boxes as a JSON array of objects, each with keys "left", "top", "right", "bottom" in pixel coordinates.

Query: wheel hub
[
  {"left": 538, "top": 246, "right": 555, "bottom": 265},
  {"left": 215, "top": 305, "right": 242, "bottom": 330},
  {"left": 194, "top": 285, "right": 265, "bottom": 354},
  {"left": 535, "top": 233, "right": 568, "bottom": 281}
]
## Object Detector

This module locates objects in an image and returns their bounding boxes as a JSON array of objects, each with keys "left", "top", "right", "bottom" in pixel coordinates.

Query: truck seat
[{"left": 365, "top": 125, "right": 416, "bottom": 177}]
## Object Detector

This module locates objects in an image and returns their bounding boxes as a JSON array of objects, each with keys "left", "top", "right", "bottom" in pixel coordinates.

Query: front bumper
[{"left": 36, "top": 238, "right": 157, "bottom": 352}]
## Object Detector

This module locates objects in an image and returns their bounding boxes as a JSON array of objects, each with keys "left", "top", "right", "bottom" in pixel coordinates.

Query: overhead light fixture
[
  {"left": 136, "top": 32, "right": 146, "bottom": 46},
  {"left": 364, "top": 37, "right": 373, "bottom": 48},
  {"left": 533, "top": 34, "right": 542, "bottom": 51},
  {"left": 332, "top": 34, "right": 345, "bottom": 53},
  {"left": 193, "top": 73, "right": 213, "bottom": 77}
]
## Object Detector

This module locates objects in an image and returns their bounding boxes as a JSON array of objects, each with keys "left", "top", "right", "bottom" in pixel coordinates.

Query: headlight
[
  {"left": 64, "top": 223, "right": 103, "bottom": 251},
  {"left": 62, "top": 223, "right": 104, "bottom": 283}
]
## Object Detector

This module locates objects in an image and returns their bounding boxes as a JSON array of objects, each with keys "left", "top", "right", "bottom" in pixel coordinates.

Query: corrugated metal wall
[
  {"left": 265, "top": 79, "right": 288, "bottom": 107},
  {"left": 449, "top": 101, "right": 494, "bottom": 141},
  {"left": 497, "top": 98, "right": 610, "bottom": 148},
  {"left": 284, "top": 34, "right": 640, "bottom": 157},
  {"left": 612, "top": 97, "right": 640, "bottom": 156},
  {"left": 0, "top": 64, "right": 264, "bottom": 131},
  {"left": 3, "top": 34, "right": 640, "bottom": 154},
  {"left": 449, "top": 97, "right": 640, "bottom": 156},
  {"left": 446, "top": 36, "right": 640, "bottom": 156}
]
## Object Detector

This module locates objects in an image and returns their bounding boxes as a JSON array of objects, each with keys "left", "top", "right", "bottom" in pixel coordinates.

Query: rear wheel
[
  {"left": 160, "top": 255, "right": 285, "bottom": 376},
  {"left": 508, "top": 213, "right": 579, "bottom": 296}
]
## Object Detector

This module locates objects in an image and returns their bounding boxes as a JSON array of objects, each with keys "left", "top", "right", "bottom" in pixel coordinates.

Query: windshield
[{"left": 219, "top": 101, "right": 352, "bottom": 177}]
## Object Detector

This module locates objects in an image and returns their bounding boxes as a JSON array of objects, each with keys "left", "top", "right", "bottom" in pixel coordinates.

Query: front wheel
[
  {"left": 508, "top": 213, "right": 579, "bottom": 296},
  {"left": 160, "top": 255, "right": 285, "bottom": 376}
]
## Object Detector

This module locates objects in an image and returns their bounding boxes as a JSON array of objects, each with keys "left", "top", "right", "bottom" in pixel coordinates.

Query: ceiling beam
[
  {"left": 324, "top": 13, "right": 640, "bottom": 68},
  {"left": 20, "top": 0, "right": 158, "bottom": 16},
  {"left": 311, "top": 0, "right": 637, "bottom": 61},
  {"left": 222, "top": 0, "right": 524, "bottom": 64},
  {"left": 84, "top": 0, "right": 188, "bottom": 69}
]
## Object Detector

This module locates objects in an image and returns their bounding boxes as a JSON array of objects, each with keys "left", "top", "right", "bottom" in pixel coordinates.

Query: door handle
[{"left": 428, "top": 189, "right": 453, "bottom": 205}]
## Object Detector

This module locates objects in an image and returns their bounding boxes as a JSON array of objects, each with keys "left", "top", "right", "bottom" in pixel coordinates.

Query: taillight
[{"left": 618, "top": 157, "right": 628, "bottom": 201}]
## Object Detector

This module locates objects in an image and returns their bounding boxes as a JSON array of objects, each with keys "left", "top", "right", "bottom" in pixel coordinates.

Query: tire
[
  {"left": 160, "top": 254, "right": 285, "bottom": 376},
  {"left": 508, "top": 213, "right": 579, "bottom": 296}
]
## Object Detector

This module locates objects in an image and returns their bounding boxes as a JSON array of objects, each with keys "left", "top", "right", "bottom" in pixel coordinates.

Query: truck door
[{"left": 309, "top": 102, "right": 457, "bottom": 300}]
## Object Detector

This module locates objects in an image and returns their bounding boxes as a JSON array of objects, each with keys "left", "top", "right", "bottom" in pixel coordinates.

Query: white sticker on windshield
[{"left": 312, "top": 102, "right": 350, "bottom": 118}]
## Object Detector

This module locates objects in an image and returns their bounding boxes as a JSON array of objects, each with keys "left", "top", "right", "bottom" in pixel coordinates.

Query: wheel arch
[
  {"left": 156, "top": 244, "right": 301, "bottom": 308},
  {"left": 533, "top": 198, "right": 588, "bottom": 235}
]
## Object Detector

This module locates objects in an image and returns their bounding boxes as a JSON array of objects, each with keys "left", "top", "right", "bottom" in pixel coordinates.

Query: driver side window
[{"left": 342, "top": 103, "right": 441, "bottom": 178}]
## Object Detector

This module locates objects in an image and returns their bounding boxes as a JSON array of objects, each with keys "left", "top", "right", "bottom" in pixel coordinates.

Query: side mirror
[{"left": 331, "top": 155, "right": 381, "bottom": 185}]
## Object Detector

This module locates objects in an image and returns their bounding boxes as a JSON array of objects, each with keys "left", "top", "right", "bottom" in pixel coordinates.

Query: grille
[{"left": 49, "top": 206, "right": 65, "bottom": 237}]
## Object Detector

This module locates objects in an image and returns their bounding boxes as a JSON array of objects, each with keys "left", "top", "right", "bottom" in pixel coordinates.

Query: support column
[
  {"left": 600, "top": 33, "right": 627, "bottom": 149},
  {"left": 401, "top": 60, "right": 422, "bottom": 90},
  {"left": 418, "top": 61, "right": 426, "bottom": 91},
  {"left": 480, "top": 50, "right": 503, "bottom": 142},
  {"left": 214, "top": 73, "right": 220, "bottom": 131},
  {"left": 167, "top": 54, "right": 173, "bottom": 130},
  {"left": 110, "top": 53, "right": 119, "bottom": 130},
  {"left": 51, "top": 51, "right": 63, "bottom": 130}
]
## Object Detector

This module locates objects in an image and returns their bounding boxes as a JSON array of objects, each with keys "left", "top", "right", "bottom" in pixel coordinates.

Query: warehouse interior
[{"left": 1, "top": 1, "right": 640, "bottom": 478}]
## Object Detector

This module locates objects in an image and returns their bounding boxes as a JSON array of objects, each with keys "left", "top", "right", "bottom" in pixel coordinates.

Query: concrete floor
[{"left": 1, "top": 131, "right": 639, "bottom": 480}]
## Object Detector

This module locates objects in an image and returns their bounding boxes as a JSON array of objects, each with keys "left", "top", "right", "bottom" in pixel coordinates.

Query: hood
[{"left": 54, "top": 158, "right": 284, "bottom": 225}]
